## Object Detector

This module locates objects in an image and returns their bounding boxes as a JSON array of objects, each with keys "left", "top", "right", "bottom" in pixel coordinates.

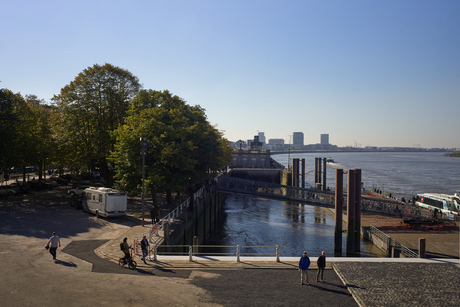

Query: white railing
[{"left": 148, "top": 244, "right": 282, "bottom": 262}]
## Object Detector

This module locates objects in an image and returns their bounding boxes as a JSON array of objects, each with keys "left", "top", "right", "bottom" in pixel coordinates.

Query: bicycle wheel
[
  {"left": 128, "top": 260, "right": 137, "bottom": 270},
  {"left": 119, "top": 258, "right": 125, "bottom": 267}
]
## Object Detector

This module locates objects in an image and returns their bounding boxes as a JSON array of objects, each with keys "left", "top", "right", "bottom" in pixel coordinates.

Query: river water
[{"left": 208, "top": 152, "right": 459, "bottom": 257}]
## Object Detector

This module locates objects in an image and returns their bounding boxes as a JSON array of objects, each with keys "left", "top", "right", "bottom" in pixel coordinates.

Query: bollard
[
  {"left": 153, "top": 245, "right": 157, "bottom": 261},
  {"left": 276, "top": 245, "right": 280, "bottom": 262},
  {"left": 236, "top": 245, "right": 240, "bottom": 263},
  {"left": 418, "top": 238, "right": 426, "bottom": 258},
  {"left": 189, "top": 245, "right": 193, "bottom": 262}
]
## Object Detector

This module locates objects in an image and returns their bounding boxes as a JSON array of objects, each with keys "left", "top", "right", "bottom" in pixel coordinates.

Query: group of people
[{"left": 298, "top": 250, "right": 326, "bottom": 285}]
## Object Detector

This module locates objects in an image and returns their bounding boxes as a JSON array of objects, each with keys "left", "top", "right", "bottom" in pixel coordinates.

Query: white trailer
[{"left": 82, "top": 187, "right": 127, "bottom": 217}]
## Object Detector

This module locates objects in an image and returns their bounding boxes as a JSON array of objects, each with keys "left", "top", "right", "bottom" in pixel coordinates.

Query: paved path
[{"left": 1, "top": 186, "right": 460, "bottom": 306}]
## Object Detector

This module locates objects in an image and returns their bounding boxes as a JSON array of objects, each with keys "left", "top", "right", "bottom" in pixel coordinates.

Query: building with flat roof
[
  {"left": 321, "top": 134, "right": 329, "bottom": 145},
  {"left": 293, "top": 132, "right": 304, "bottom": 149}
]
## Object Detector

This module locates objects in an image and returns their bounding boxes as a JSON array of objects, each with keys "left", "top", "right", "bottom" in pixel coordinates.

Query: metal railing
[
  {"left": 369, "top": 226, "right": 418, "bottom": 258},
  {"left": 135, "top": 186, "right": 208, "bottom": 255},
  {"left": 218, "top": 177, "right": 451, "bottom": 222},
  {"left": 148, "top": 244, "right": 282, "bottom": 262}
]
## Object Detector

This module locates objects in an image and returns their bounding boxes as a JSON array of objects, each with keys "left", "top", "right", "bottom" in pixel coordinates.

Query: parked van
[{"left": 82, "top": 187, "right": 127, "bottom": 218}]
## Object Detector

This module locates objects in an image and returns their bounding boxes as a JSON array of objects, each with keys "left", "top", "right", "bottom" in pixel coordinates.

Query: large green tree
[
  {"left": 52, "top": 63, "right": 141, "bottom": 182},
  {"left": 0, "top": 89, "right": 22, "bottom": 172},
  {"left": 0, "top": 90, "right": 53, "bottom": 181},
  {"left": 111, "top": 90, "right": 232, "bottom": 206}
]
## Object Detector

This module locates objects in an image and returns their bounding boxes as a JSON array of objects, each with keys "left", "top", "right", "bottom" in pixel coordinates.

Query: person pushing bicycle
[{"left": 121, "top": 237, "right": 131, "bottom": 264}]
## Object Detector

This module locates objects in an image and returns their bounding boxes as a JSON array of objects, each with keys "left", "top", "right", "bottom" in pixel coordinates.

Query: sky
[{"left": 1, "top": 0, "right": 459, "bottom": 148}]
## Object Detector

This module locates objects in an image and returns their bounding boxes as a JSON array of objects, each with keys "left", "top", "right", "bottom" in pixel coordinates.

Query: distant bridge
[{"left": 217, "top": 177, "right": 433, "bottom": 221}]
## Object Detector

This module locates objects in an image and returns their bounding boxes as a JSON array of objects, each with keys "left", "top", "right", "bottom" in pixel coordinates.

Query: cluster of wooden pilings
[
  {"left": 335, "top": 169, "right": 362, "bottom": 256},
  {"left": 291, "top": 158, "right": 305, "bottom": 188},
  {"left": 314, "top": 157, "right": 327, "bottom": 191}
]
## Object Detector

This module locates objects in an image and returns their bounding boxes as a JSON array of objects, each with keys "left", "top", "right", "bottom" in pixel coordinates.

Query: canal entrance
[{"left": 206, "top": 194, "right": 385, "bottom": 257}]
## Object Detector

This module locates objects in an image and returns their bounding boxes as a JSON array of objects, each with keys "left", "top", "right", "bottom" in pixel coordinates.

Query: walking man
[
  {"left": 299, "top": 251, "right": 310, "bottom": 285},
  {"left": 316, "top": 251, "right": 326, "bottom": 282},
  {"left": 140, "top": 235, "right": 150, "bottom": 264},
  {"left": 47, "top": 232, "right": 61, "bottom": 260}
]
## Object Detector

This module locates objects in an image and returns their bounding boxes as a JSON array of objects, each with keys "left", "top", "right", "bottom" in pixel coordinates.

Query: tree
[
  {"left": 52, "top": 63, "right": 141, "bottom": 182},
  {"left": 111, "top": 90, "right": 232, "bottom": 206},
  {"left": 0, "top": 90, "right": 54, "bottom": 181},
  {"left": 0, "top": 89, "right": 22, "bottom": 172}
]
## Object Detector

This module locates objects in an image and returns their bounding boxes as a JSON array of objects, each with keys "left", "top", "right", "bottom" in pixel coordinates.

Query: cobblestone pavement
[{"left": 333, "top": 262, "right": 460, "bottom": 307}]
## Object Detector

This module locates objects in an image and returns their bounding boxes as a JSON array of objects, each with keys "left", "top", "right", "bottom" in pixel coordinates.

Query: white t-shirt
[{"left": 49, "top": 235, "right": 60, "bottom": 248}]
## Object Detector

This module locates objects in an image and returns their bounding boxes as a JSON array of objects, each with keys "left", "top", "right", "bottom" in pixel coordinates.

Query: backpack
[{"left": 120, "top": 242, "right": 124, "bottom": 251}]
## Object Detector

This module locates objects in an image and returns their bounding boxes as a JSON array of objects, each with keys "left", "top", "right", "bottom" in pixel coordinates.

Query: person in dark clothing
[
  {"left": 122, "top": 237, "right": 131, "bottom": 264},
  {"left": 316, "top": 251, "right": 326, "bottom": 282},
  {"left": 140, "top": 235, "right": 150, "bottom": 264},
  {"left": 298, "top": 251, "right": 310, "bottom": 285}
]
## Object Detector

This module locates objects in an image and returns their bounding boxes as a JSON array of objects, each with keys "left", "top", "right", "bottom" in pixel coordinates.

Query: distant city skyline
[{"left": 2, "top": 1, "right": 459, "bottom": 149}]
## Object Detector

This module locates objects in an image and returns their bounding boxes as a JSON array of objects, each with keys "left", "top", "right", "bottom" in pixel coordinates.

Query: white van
[{"left": 82, "top": 187, "right": 127, "bottom": 217}]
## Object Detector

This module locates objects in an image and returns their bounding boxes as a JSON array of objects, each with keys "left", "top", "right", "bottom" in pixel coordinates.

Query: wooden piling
[
  {"left": 335, "top": 169, "right": 343, "bottom": 256},
  {"left": 347, "top": 169, "right": 356, "bottom": 256},
  {"left": 354, "top": 169, "right": 362, "bottom": 253}
]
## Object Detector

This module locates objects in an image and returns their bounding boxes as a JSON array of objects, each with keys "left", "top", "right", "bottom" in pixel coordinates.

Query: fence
[
  {"left": 134, "top": 186, "right": 207, "bottom": 256},
  {"left": 368, "top": 226, "right": 418, "bottom": 258},
  {"left": 147, "top": 244, "right": 282, "bottom": 262}
]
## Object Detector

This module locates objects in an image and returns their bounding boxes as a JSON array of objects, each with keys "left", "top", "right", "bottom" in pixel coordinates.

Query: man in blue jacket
[{"left": 298, "top": 251, "right": 310, "bottom": 285}]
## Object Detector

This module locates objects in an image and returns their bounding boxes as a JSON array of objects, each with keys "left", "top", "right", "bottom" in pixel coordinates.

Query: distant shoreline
[{"left": 269, "top": 149, "right": 456, "bottom": 155}]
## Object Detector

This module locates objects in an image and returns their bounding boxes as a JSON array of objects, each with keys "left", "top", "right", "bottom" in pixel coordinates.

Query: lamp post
[{"left": 140, "top": 137, "right": 148, "bottom": 226}]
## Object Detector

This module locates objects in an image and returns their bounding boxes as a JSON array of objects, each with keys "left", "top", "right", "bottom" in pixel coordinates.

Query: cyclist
[{"left": 121, "top": 237, "right": 131, "bottom": 264}]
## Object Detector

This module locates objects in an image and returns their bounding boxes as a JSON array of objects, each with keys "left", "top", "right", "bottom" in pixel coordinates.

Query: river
[{"left": 208, "top": 152, "right": 459, "bottom": 257}]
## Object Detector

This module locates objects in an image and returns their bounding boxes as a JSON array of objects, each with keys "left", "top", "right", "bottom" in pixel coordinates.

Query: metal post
[
  {"left": 236, "top": 245, "right": 240, "bottom": 262},
  {"left": 335, "top": 169, "right": 343, "bottom": 256},
  {"left": 418, "top": 238, "right": 426, "bottom": 258},
  {"left": 140, "top": 137, "right": 148, "bottom": 227},
  {"left": 154, "top": 245, "right": 157, "bottom": 261},
  {"left": 354, "top": 169, "right": 362, "bottom": 253},
  {"left": 347, "top": 169, "right": 356, "bottom": 256},
  {"left": 276, "top": 245, "right": 280, "bottom": 262},
  {"left": 189, "top": 245, "right": 193, "bottom": 261}
]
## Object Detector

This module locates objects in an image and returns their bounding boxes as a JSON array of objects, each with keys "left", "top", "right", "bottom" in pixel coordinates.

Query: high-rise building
[
  {"left": 293, "top": 132, "right": 304, "bottom": 148},
  {"left": 321, "top": 134, "right": 329, "bottom": 145},
  {"left": 258, "top": 132, "right": 266, "bottom": 144}
]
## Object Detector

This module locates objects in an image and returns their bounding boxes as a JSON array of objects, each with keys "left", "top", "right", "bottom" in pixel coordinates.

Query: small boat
[{"left": 326, "top": 157, "right": 335, "bottom": 163}]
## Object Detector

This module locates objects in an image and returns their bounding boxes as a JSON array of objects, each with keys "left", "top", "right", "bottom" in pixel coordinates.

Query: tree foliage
[
  {"left": 0, "top": 90, "right": 53, "bottom": 178},
  {"left": 0, "top": 89, "right": 22, "bottom": 170},
  {"left": 52, "top": 63, "right": 141, "bottom": 180},
  {"left": 111, "top": 90, "right": 232, "bottom": 199}
]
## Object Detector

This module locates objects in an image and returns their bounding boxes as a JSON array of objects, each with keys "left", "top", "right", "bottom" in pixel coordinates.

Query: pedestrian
[
  {"left": 140, "top": 235, "right": 150, "bottom": 264},
  {"left": 122, "top": 237, "right": 131, "bottom": 264},
  {"left": 298, "top": 251, "right": 310, "bottom": 285},
  {"left": 47, "top": 232, "right": 61, "bottom": 260},
  {"left": 316, "top": 251, "right": 326, "bottom": 282}
]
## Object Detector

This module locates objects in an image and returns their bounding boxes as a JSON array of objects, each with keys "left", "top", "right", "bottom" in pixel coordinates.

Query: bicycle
[{"left": 119, "top": 248, "right": 137, "bottom": 270}]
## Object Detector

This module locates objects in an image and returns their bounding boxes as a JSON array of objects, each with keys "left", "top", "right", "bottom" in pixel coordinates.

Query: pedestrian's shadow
[{"left": 54, "top": 259, "right": 77, "bottom": 267}]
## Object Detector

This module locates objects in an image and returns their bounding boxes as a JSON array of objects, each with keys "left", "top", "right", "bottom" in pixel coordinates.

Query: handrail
[
  {"left": 369, "top": 226, "right": 418, "bottom": 258},
  {"left": 150, "top": 244, "right": 282, "bottom": 262}
]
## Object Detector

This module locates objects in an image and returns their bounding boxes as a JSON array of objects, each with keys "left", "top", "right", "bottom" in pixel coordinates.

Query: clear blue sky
[{"left": 2, "top": 1, "right": 459, "bottom": 148}]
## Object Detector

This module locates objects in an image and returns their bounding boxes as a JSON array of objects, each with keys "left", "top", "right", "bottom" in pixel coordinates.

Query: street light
[{"left": 140, "top": 137, "right": 148, "bottom": 226}]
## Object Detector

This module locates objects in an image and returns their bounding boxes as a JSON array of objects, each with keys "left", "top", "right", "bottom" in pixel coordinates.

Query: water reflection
[{"left": 208, "top": 194, "right": 385, "bottom": 257}]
